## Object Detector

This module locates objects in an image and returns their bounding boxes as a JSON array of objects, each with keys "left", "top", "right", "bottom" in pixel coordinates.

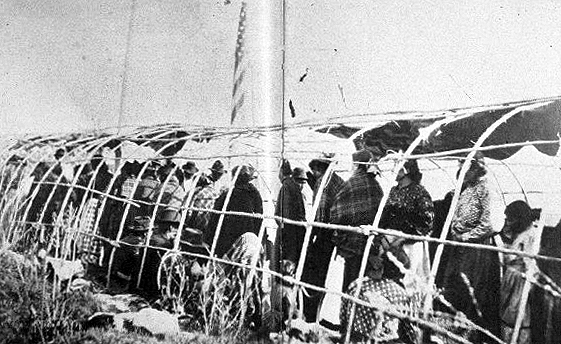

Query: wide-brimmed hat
[
  {"left": 182, "top": 161, "right": 199, "bottom": 174},
  {"left": 210, "top": 160, "right": 226, "bottom": 173},
  {"left": 292, "top": 167, "right": 308, "bottom": 182},
  {"left": 157, "top": 209, "right": 181, "bottom": 224},
  {"left": 309, "top": 153, "right": 334, "bottom": 170},
  {"left": 352, "top": 149, "right": 373, "bottom": 163},
  {"left": 181, "top": 228, "right": 210, "bottom": 256}
]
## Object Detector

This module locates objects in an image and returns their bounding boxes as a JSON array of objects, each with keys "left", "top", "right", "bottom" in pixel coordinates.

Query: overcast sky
[{"left": 1, "top": 0, "right": 561, "bottom": 135}]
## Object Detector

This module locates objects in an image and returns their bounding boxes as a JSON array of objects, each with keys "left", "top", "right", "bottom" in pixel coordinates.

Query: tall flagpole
[
  {"left": 117, "top": 0, "right": 137, "bottom": 134},
  {"left": 281, "top": 0, "right": 286, "bottom": 158}
]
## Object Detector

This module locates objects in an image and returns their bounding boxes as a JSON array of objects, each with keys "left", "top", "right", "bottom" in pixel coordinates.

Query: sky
[{"left": 1, "top": 0, "right": 561, "bottom": 135}]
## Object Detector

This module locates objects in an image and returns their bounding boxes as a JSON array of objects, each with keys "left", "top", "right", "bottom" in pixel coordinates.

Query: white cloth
[{"left": 301, "top": 183, "right": 314, "bottom": 222}]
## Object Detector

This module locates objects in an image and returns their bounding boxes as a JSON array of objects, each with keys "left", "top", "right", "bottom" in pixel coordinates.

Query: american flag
[{"left": 231, "top": 1, "right": 248, "bottom": 124}]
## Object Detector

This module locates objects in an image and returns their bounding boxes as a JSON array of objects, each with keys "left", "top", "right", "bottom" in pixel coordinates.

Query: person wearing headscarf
[
  {"left": 380, "top": 159, "right": 434, "bottom": 283},
  {"left": 439, "top": 153, "right": 501, "bottom": 342},
  {"left": 330, "top": 149, "right": 384, "bottom": 292},
  {"left": 499, "top": 201, "right": 540, "bottom": 344},
  {"left": 206, "top": 165, "right": 264, "bottom": 258},
  {"left": 340, "top": 244, "right": 417, "bottom": 344},
  {"left": 301, "top": 155, "right": 345, "bottom": 322}
]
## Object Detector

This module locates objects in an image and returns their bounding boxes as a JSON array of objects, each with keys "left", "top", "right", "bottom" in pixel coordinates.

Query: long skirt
[
  {"left": 440, "top": 239, "right": 501, "bottom": 341},
  {"left": 500, "top": 262, "right": 531, "bottom": 344}
]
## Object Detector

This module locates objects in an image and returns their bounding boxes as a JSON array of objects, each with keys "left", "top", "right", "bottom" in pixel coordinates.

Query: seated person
[
  {"left": 111, "top": 215, "right": 151, "bottom": 287},
  {"left": 340, "top": 246, "right": 416, "bottom": 344},
  {"left": 137, "top": 209, "right": 181, "bottom": 298}
]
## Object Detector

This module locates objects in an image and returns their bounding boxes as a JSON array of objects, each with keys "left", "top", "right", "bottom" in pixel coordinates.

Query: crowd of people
[{"left": 1, "top": 146, "right": 546, "bottom": 343}]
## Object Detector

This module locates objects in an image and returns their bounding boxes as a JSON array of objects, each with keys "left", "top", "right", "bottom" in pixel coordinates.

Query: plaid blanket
[
  {"left": 76, "top": 198, "right": 102, "bottom": 264},
  {"left": 330, "top": 170, "right": 383, "bottom": 258}
]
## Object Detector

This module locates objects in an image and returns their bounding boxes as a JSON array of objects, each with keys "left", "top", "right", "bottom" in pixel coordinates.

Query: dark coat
[
  {"left": 206, "top": 182, "right": 263, "bottom": 258},
  {"left": 274, "top": 176, "right": 307, "bottom": 265}
]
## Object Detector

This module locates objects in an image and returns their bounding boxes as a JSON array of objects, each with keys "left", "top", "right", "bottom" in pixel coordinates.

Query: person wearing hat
[
  {"left": 153, "top": 164, "right": 186, "bottom": 219},
  {"left": 301, "top": 154, "right": 345, "bottom": 322},
  {"left": 209, "top": 160, "right": 226, "bottom": 184},
  {"left": 274, "top": 164, "right": 309, "bottom": 270},
  {"left": 137, "top": 209, "right": 181, "bottom": 298},
  {"left": 206, "top": 165, "right": 263, "bottom": 258},
  {"left": 111, "top": 216, "right": 152, "bottom": 290},
  {"left": 379, "top": 159, "right": 434, "bottom": 282},
  {"left": 439, "top": 152, "right": 501, "bottom": 341},
  {"left": 132, "top": 163, "right": 161, "bottom": 216},
  {"left": 330, "top": 149, "right": 384, "bottom": 292}
]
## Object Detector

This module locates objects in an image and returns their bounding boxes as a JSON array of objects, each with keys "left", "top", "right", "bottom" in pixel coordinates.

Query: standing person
[
  {"left": 330, "top": 149, "right": 384, "bottom": 292},
  {"left": 499, "top": 201, "right": 540, "bottom": 344},
  {"left": 206, "top": 165, "right": 264, "bottom": 258},
  {"left": 182, "top": 161, "right": 199, "bottom": 194},
  {"left": 301, "top": 155, "right": 344, "bottom": 322},
  {"left": 380, "top": 160, "right": 434, "bottom": 283},
  {"left": 154, "top": 163, "right": 186, "bottom": 216},
  {"left": 439, "top": 153, "right": 501, "bottom": 342},
  {"left": 208, "top": 160, "right": 227, "bottom": 192},
  {"left": 274, "top": 165, "right": 309, "bottom": 270},
  {"left": 134, "top": 164, "right": 160, "bottom": 216},
  {"left": 186, "top": 177, "right": 222, "bottom": 232}
]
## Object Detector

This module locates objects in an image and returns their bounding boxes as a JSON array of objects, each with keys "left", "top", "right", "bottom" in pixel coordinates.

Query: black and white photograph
[{"left": 2, "top": 1, "right": 561, "bottom": 343}]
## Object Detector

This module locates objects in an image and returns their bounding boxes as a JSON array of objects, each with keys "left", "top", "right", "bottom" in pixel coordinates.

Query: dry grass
[{"left": 0, "top": 249, "right": 101, "bottom": 343}]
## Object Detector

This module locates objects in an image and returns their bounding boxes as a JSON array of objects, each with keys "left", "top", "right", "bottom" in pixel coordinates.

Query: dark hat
[
  {"left": 210, "top": 160, "right": 225, "bottom": 173},
  {"left": 309, "top": 153, "right": 334, "bottom": 170},
  {"left": 352, "top": 149, "right": 373, "bottom": 163},
  {"left": 157, "top": 209, "right": 181, "bottom": 224},
  {"left": 292, "top": 167, "right": 308, "bottom": 181},
  {"left": 232, "top": 165, "right": 256, "bottom": 183},
  {"left": 182, "top": 161, "right": 199, "bottom": 174},
  {"left": 181, "top": 227, "right": 211, "bottom": 256}
]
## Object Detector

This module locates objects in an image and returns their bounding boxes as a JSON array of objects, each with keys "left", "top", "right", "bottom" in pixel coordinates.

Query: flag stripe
[{"left": 231, "top": 1, "right": 248, "bottom": 124}]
